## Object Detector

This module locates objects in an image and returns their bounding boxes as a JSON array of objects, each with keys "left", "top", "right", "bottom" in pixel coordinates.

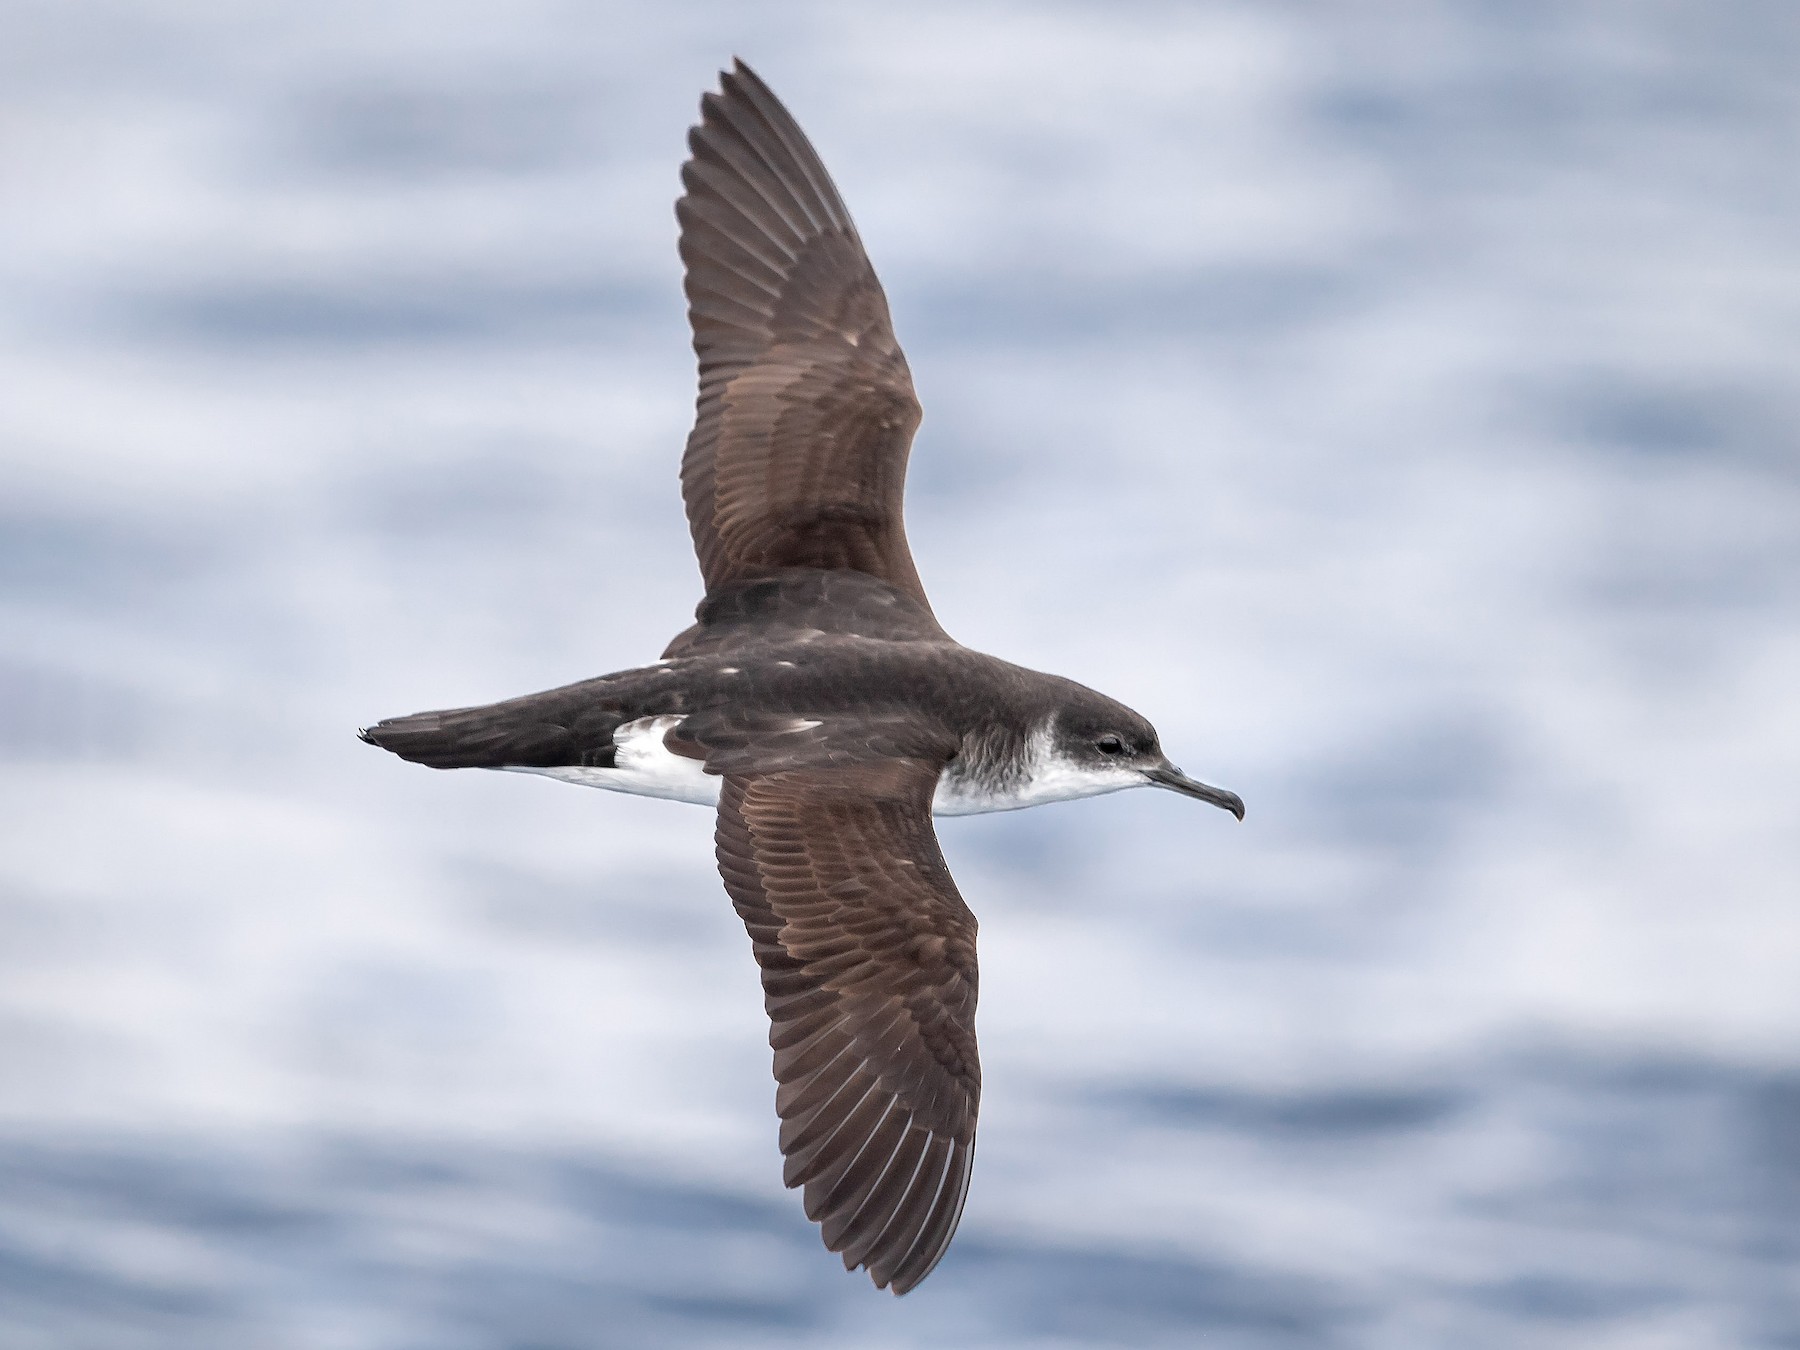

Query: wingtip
[
  {"left": 695, "top": 59, "right": 762, "bottom": 142},
  {"left": 882, "top": 1239, "right": 950, "bottom": 1296},
  {"left": 713, "top": 56, "right": 754, "bottom": 99},
  {"left": 718, "top": 57, "right": 781, "bottom": 111}
]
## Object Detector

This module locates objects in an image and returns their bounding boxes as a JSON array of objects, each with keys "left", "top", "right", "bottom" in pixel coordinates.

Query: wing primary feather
[
  {"left": 680, "top": 195, "right": 797, "bottom": 275},
  {"left": 721, "top": 61, "right": 853, "bottom": 234},
  {"left": 797, "top": 1083, "right": 893, "bottom": 1213},
  {"left": 775, "top": 1042, "right": 868, "bottom": 1134},
  {"left": 814, "top": 1099, "right": 910, "bottom": 1238},
  {"left": 860, "top": 1134, "right": 953, "bottom": 1290},
  {"left": 682, "top": 149, "right": 812, "bottom": 253},
  {"left": 701, "top": 99, "right": 828, "bottom": 238},
  {"left": 834, "top": 1125, "right": 933, "bottom": 1270},
  {"left": 781, "top": 1074, "right": 880, "bottom": 1185},
  {"left": 886, "top": 1139, "right": 975, "bottom": 1294}
]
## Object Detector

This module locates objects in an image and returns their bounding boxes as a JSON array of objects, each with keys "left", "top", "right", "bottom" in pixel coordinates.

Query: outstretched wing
[
  {"left": 711, "top": 756, "right": 979, "bottom": 1294},
  {"left": 677, "top": 61, "right": 933, "bottom": 613}
]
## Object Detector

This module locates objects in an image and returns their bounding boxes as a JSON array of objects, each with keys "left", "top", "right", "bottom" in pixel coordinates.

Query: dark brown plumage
[
  {"left": 360, "top": 58, "right": 1246, "bottom": 1298},
  {"left": 715, "top": 764, "right": 978, "bottom": 1292},
  {"left": 677, "top": 61, "right": 935, "bottom": 618},
  {"left": 672, "top": 66, "right": 976, "bottom": 1288}
]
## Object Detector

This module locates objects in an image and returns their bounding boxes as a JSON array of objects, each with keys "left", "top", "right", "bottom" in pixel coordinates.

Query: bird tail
[
  {"left": 358, "top": 707, "right": 507, "bottom": 769},
  {"left": 358, "top": 683, "right": 620, "bottom": 770}
]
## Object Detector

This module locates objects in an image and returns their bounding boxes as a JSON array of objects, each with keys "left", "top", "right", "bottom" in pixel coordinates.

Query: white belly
[{"left": 499, "top": 717, "right": 1142, "bottom": 816}]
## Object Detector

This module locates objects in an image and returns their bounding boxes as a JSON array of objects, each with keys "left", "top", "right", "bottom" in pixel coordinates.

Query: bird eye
[{"left": 1097, "top": 734, "right": 1125, "bottom": 755}]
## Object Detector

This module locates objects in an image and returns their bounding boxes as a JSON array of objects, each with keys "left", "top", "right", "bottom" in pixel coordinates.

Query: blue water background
[{"left": 2, "top": 3, "right": 1797, "bottom": 1345}]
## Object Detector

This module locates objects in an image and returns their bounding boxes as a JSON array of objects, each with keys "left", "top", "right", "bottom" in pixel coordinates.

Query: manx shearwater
[{"left": 361, "top": 60, "right": 1244, "bottom": 1295}]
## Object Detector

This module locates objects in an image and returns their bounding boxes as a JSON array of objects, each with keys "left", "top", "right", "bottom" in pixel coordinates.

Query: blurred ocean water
[{"left": 2, "top": 2, "right": 1797, "bottom": 1346}]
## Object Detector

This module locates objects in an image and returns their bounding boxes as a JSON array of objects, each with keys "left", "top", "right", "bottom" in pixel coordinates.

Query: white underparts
[
  {"left": 499, "top": 714, "right": 721, "bottom": 807},
  {"left": 930, "top": 724, "right": 1146, "bottom": 816},
  {"left": 499, "top": 716, "right": 1147, "bottom": 817}
]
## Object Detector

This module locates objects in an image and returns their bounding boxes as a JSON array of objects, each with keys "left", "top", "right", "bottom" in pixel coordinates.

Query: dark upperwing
[
  {"left": 676, "top": 61, "right": 938, "bottom": 622},
  {"left": 704, "top": 747, "right": 979, "bottom": 1295}
]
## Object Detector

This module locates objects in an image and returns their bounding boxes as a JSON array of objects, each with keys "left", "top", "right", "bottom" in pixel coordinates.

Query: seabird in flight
[{"left": 361, "top": 60, "right": 1243, "bottom": 1295}]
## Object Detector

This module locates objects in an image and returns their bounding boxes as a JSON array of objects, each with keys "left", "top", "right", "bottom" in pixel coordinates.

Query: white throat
[{"left": 930, "top": 723, "right": 1144, "bottom": 817}]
